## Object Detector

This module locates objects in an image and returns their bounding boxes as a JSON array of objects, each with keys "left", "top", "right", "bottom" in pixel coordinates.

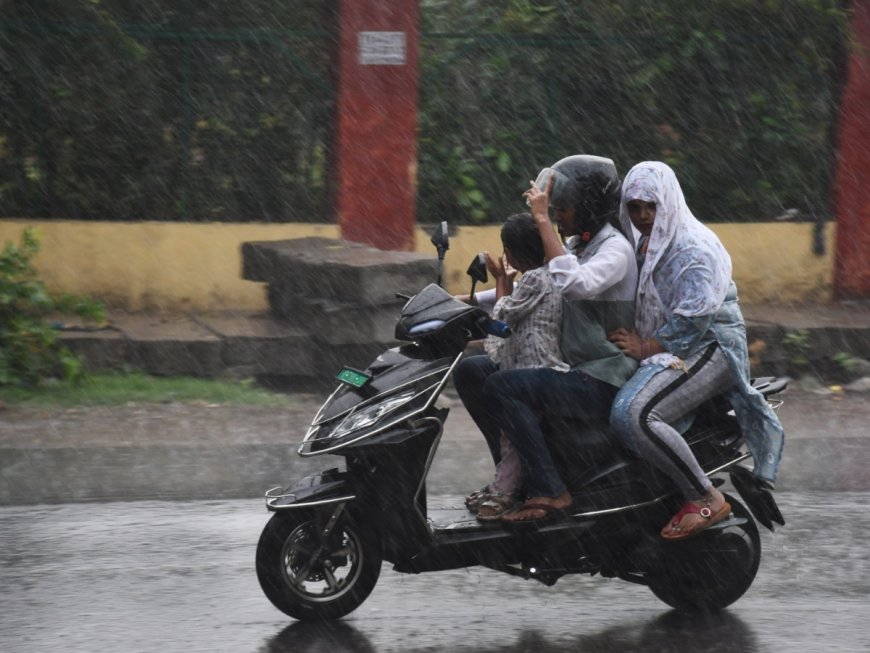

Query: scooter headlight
[{"left": 328, "top": 390, "right": 417, "bottom": 439}]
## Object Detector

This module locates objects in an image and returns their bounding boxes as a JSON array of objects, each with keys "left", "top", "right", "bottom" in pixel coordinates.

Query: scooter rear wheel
[
  {"left": 646, "top": 495, "right": 761, "bottom": 613},
  {"left": 256, "top": 509, "right": 382, "bottom": 621}
]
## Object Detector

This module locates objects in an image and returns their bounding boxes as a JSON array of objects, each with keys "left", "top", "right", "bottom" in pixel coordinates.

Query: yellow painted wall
[
  {"left": 0, "top": 219, "right": 835, "bottom": 311},
  {"left": 714, "top": 222, "right": 834, "bottom": 304}
]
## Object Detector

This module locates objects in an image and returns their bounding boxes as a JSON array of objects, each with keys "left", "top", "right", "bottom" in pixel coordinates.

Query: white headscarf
[{"left": 619, "top": 162, "right": 732, "bottom": 342}]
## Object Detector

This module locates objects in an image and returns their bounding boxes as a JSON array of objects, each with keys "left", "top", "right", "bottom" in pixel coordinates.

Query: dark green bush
[
  {"left": 0, "top": 1, "right": 334, "bottom": 222},
  {"left": 418, "top": 0, "right": 849, "bottom": 224},
  {"left": 0, "top": 1, "right": 850, "bottom": 225},
  {"left": 0, "top": 228, "right": 105, "bottom": 386}
]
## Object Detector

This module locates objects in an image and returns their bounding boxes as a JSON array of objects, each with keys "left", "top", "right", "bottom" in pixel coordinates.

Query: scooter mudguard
[
  {"left": 265, "top": 468, "right": 354, "bottom": 512},
  {"left": 729, "top": 465, "right": 785, "bottom": 531}
]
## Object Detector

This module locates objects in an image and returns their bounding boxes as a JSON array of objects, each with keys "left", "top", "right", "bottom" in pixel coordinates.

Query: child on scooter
[{"left": 471, "top": 212, "right": 569, "bottom": 520}]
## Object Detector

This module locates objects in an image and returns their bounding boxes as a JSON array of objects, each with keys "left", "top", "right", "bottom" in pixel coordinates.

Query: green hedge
[
  {"left": 1, "top": 1, "right": 334, "bottom": 222},
  {"left": 0, "top": 1, "right": 849, "bottom": 224},
  {"left": 418, "top": 1, "right": 849, "bottom": 223}
]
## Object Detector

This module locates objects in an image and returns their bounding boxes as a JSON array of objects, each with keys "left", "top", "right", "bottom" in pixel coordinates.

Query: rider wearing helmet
[
  {"left": 455, "top": 154, "right": 638, "bottom": 523},
  {"left": 533, "top": 154, "right": 623, "bottom": 247}
]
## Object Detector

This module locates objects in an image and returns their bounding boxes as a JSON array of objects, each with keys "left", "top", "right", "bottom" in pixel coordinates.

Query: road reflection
[
  {"left": 261, "top": 610, "right": 757, "bottom": 653},
  {"left": 262, "top": 621, "right": 376, "bottom": 653}
]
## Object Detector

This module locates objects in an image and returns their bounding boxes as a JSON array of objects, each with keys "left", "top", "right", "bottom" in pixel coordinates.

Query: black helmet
[{"left": 533, "top": 155, "right": 621, "bottom": 240}]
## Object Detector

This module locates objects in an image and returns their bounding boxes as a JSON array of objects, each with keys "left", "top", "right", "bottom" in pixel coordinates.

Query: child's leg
[
  {"left": 490, "top": 434, "right": 522, "bottom": 496},
  {"left": 477, "top": 436, "right": 522, "bottom": 520}
]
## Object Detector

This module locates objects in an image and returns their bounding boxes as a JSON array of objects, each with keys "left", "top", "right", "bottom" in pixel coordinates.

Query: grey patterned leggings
[{"left": 615, "top": 344, "right": 734, "bottom": 500}]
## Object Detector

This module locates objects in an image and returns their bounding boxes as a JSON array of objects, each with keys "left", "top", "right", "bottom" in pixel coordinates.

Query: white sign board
[{"left": 358, "top": 31, "right": 406, "bottom": 65}]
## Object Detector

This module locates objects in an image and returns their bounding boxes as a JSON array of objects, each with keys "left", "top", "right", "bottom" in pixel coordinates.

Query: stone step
[
  {"left": 57, "top": 311, "right": 345, "bottom": 382},
  {"left": 242, "top": 237, "right": 438, "bottom": 306}
]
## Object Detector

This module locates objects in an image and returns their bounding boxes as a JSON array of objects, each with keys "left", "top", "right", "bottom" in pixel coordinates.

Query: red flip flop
[{"left": 661, "top": 499, "right": 731, "bottom": 541}]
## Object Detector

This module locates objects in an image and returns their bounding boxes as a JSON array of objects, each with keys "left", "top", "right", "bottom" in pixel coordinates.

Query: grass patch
[{"left": 0, "top": 372, "right": 295, "bottom": 407}]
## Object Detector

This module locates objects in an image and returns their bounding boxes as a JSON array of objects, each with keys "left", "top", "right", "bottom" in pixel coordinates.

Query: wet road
[
  {"left": 2, "top": 387, "right": 869, "bottom": 651},
  {"left": 1, "top": 491, "right": 868, "bottom": 653}
]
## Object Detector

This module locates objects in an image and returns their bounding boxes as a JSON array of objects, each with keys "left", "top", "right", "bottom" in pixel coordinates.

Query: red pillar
[
  {"left": 334, "top": 1, "right": 419, "bottom": 251},
  {"left": 833, "top": 0, "right": 870, "bottom": 299}
]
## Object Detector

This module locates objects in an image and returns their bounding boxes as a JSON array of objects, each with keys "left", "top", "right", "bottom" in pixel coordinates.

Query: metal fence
[
  {"left": 1, "top": 20, "right": 334, "bottom": 222},
  {"left": 1, "top": 17, "right": 843, "bottom": 226},
  {"left": 416, "top": 28, "right": 842, "bottom": 227}
]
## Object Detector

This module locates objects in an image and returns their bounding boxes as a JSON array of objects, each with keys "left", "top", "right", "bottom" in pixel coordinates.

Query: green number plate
[{"left": 336, "top": 367, "right": 372, "bottom": 388}]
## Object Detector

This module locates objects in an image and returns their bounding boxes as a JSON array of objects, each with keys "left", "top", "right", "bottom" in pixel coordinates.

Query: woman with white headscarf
[{"left": 608, "top": 161, "right": 784, "bottom": 541}]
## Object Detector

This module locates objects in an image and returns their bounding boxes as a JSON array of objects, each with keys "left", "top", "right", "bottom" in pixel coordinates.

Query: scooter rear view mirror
[
  {"left": 466, "top": 253, "right": 488, "bottom": 284},
  {"left": 466, "top": 253, "right": 488, "bottom": 303},
  {"left": 430, "top": 221, "right": 449, "bottom": 255},
  {"left": 430, "top": 222, "right": 450, "bottom": 287}
]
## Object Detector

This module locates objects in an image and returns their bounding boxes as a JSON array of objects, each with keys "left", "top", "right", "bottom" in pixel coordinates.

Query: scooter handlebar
[{"left": 481, "top": 317, "right": 511, "bottom": 338}]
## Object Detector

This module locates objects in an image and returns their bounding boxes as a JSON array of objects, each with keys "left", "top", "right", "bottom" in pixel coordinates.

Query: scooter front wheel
[{"left": 256, "top": 508, "right": 382, "bottom": 621}]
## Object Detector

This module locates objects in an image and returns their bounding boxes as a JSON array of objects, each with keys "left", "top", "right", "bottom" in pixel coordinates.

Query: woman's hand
[
  {"left": 608, "top": 327, "right": 645, "bottom": 360},
  {"left": 522, "top": 173, "right": 564, "bottom": 262},
  {"left": 523, "top": 173, "right": 554, "bottom": 223}
]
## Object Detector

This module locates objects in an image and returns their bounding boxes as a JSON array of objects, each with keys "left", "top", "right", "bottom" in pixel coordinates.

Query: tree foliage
[
  {"left": 0, "top": 0, "right": 334, "bottom": 222},
  {"left": 0, "top": 1, "right": 850, "bottom": 224},
  {"left": 418, "top": 0, "right": 849, "bottom": 223}
]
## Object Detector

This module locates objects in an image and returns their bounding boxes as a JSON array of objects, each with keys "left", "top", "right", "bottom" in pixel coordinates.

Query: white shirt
[
  {"left": 474, "top": 223, "right": 637, "bottom": 308},
  {"left": 548, "top": 223, "right": 637, "bottom": 302}
]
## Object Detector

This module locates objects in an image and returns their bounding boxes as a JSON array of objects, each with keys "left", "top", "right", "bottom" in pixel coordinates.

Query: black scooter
[{"left": 255, "top": 224, "right": 786, "bottom": 621}]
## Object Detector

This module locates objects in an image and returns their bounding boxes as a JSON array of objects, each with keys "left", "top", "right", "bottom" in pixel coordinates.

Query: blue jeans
[{"left": 453, "top": 355, "right": 618, "bottom": 498}]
